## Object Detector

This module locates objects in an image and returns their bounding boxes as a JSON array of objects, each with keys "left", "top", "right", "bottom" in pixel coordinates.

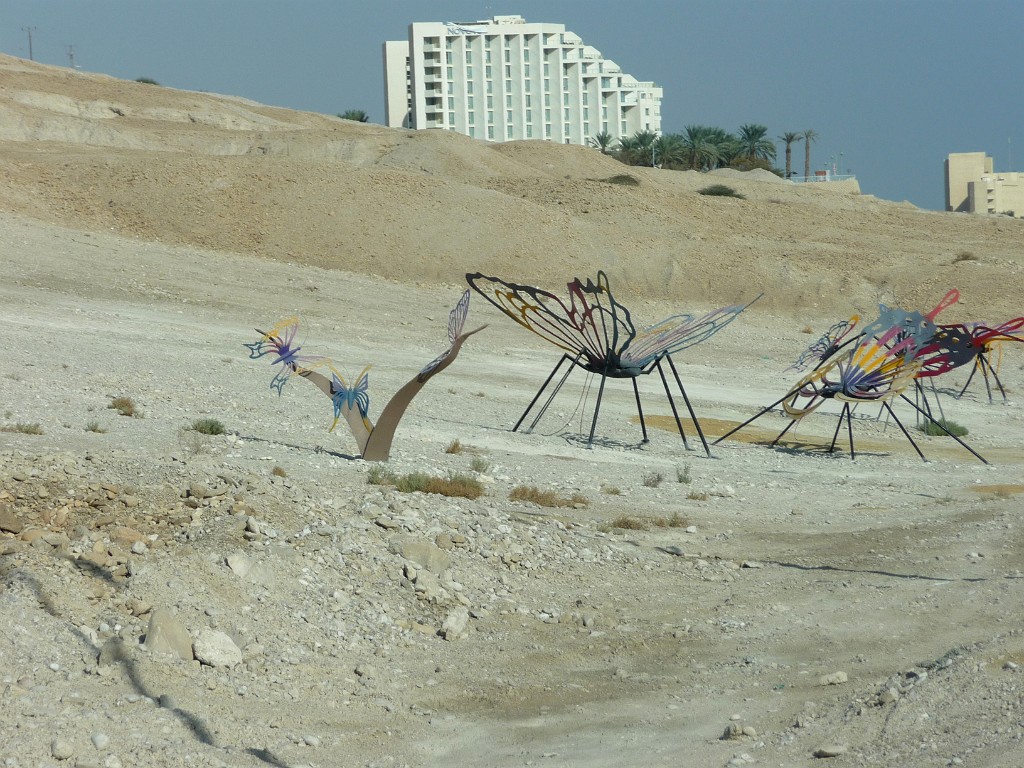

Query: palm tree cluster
[{"left": 594, "top": 124, "right": 815, "bottom": 177}]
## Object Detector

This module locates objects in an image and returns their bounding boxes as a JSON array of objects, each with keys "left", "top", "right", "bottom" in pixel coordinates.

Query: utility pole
[
  {"left": 23, "top": 26, "right": 37, "bottom": 61},
  {"left": 66, "top": 45, "right": 77, "bottom": 69}
]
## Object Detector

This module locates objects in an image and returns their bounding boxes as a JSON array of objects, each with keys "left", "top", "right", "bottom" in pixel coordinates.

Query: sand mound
[{"left": 1, "top": 53, "right": 1022, "bottom": 321}]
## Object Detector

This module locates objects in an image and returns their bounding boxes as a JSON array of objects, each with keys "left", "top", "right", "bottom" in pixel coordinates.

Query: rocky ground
[{"left": 1, "top": 54, "right": 1024, "bottom": 768}]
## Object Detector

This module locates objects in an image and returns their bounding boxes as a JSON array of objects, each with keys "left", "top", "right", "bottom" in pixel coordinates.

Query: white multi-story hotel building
[{"left": 383, "top": 15, "right": 662, "bottom": 145}]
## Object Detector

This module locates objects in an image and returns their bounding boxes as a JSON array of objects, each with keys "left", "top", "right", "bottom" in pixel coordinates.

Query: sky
[{"left": 3, "top": 1, "right": 1022, "bottom": 212}]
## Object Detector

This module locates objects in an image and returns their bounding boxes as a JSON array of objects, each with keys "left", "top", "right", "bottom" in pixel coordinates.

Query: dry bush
[
  {"left": 652, "top": 512, "right": 689, "bottom": 528},
  {"left": 470, "top": 455, "right": 491, "bottom": 474},
  {"left": 642, "top": 471, "right": 664, "bottom": 488},
  {"left": 610, "top": 515, "right": 647, "bottom": 530},
  {"left": 271, "top": 466, "right": 287, "bottom": 478},
  {"left": 368, "top": 466, "right": 483, "bottom": 499},
  {"left": 85, "top": 421, "right": 107, "bottom": 433},
  {"left": 601, "top": 485, "right": 622, "bottom": 495},
  {"left": 953, "top": 250, "right": 979, "bottom": 264},
  {"left": 509, "top": 485, "right": 589, "bottom": 508},
  {"left": 109, "top": 396, "right": 140, "bottom": 418},
  {"left": 445, "top": 438, "right": 464, "bottom": 454},
  {"left": 687, "top": 491, "right": 710, "bottom": 501},
  {"left": 1, "top": 422, "right": 43, "bottom": 435}
]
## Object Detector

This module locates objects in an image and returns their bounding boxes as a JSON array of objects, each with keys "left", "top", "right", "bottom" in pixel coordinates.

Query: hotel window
[
  {"left": 468, "top": 126, "right": 476, "bottom": 137},
  {"left": 446, "top": 66, "right": 453, "bottom": 79},
  {"left": 524, "top": 64, "right": 530, "bottom": 77},
  {"left": 507, "top": 125, "right": 513, "bottom": 139},
  {"left": 505, "top": 94, "right": 512, "bottom": 108},
  {"left": 525, "top": 94, "right": 532, "bottom": 107},
  {"left": 564, "top": 108, "right": 570, "bottom": 120},
  {"left": 506, "top": 110, "right": 513, "bottom": 122},
  {"left": 448, "top": 97, "right": 455, "bottom": 109},
  {"left": 486, "top": 81, "right": 493, "bottom": 93},
  {"left": 563, "top": 93, "right": 569, "bottom": 106},
  {"left": 467, "top": 81, "right": 474, "bottom": 94},
  {"left": 488, "top": 125, "right": 494, "bottom": 139},
  {"left": 446, "top": 52, "right": 453, "bottom": 64},
  {"left": 487, "top": 95, "right": 493, "bottom": 108},
  {"left": 466, "top": 65, "right": 473, "bottom": 77},
  {"left": 543, "top": 63, "right": 550, "bottom": 76},
  {"left": 505, "top": 65, "right": 511, "bottom": 78},
  {"left": 527, "top": 125, "right": 533, "bottom": 138},
  {"left": 485, "top": 50, "right": 492, "bottom": 63},
  {"left": 545, "top": 124, "right": 552, "bottom": 138},
  {"left": 468, "top": 96, "right": 474, "bottom": 109},
  {"left": 445, "top": 37, "right": 453, "bottom": 49},
  {"left": 468, "top": 113, "right": 475, "bottom": 125},
  {"left": 465, "top": 50, "right": 472, "bottom": 63},
  {"left": 526, "top": 109, "right": 532, "bottom": 122},
  {"left": 504, "top": 49, "right": 511, "bottom": 63},
  {"left": 485, "top": 65, "right": 492, "bottom": 78}
]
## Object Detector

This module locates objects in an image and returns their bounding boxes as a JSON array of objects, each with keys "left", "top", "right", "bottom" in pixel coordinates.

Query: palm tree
[
  {"left": 779, "top": 131, "right": 801, "bottom": 178},
  {"left": 338, "top": 110, "right": 369, "bottom": 123},
  {"left": 615, "top": 130, "right": 658, "bottom": 166},
  {"left": 653, "top": 134, "right": 687, "bottom": 169},
  {"left": 736, "top": 124, "right": 777, "bottom": 163},
  {"left": 587, "top": 131, "right": 614, "bottom": 154},
  {"left": 680, "top": 125, "right": 722, "bottom": 171},
  {"left": 802, "top": 129, "right": 819, "bottom": 179}
]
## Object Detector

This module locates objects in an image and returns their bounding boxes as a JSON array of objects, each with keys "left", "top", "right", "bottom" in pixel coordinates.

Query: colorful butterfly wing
[
  {"left": 786, "top": 315, "right": 860, "bottom": 372},
  {"left": 467, "top": 272, "right": 633, "bottom": 369},
  {"left": 448, "top": 289, "right": 471, "bottom": 345},
  {"left": 621, "top": 297, "right": 758, "bottom": 370}
]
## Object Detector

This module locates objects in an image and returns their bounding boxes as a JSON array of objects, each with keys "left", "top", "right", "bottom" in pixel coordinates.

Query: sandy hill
[{"left": 2, "top": 54, "right": 1022, "bottom": 320}]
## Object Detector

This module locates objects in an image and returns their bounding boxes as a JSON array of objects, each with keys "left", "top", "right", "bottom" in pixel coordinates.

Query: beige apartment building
[
  {"left": 383, "top": 15, "right": 662, "bottom": 145},
  {"left": 945, "top": 152, "right": 1024, "bottom": 217}
]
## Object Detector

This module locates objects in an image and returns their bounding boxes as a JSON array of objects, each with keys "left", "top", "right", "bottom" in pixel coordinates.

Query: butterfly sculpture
[
  {"left": 467, "top": 270, "right": 759, "bottom": 453},
  {"left": 716, "top": 290, "right": 989, "bottom": 463},
  {"left": 245, "top": 317, "right": 331, "bottom": 394},
  {"left": 246, "top": 290, "right": 485, "bottom": 461},
  {"left": 786, "top": 316, "right": 860, "bottom": 372},
  {"left": 950, "top": 317, "right": 1024, "bottom": 403},
  {"left": 329, "top": 366, "right": 371, "bottom": 433}
]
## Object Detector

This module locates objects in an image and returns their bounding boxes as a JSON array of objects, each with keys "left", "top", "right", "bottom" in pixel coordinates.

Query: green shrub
[
  {"left": 698, "top": 184, "right": 745, "bottom": 199},
  {"left": 191, "top": 418, "right": 225, "bottom": 435},
  {"left": 920, "top": 418, "right": 968, "bottom": 437}
]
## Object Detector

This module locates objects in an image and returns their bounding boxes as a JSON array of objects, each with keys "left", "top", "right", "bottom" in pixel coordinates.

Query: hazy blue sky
[{"left": 3, "top": 1, "right": 1022, "bottom": 211}]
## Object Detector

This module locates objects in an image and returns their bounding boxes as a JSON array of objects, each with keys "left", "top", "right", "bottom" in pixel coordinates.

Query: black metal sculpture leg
[
  {"left": 513, "top": 353, "right": 575, "bottom": 433},
  {"left": 898, "top": 393, "right": 989, "bottom": 464},
  {"left": 985, "top": 355, "right": 1010, "bottom": 402},
  {"left": 828, "top": 403, "right": 849, "bottom": 455},
  {"left": 664, "top": 355, "right": 711, "bottom": 456},
  {"left": 655, "top": 359, "right": 690, "bottom": 450},
  {"left": 770, "top": 418, "right": 799, "bottom": 447},
  {"left": 587, "top": 373, "right": 609, "bottom": 447},
  {"left": 882, "top": 401, "right": 927, "bottom": 462},
  {"left": 631, "top": 377, "right": 650, "bottom": 444},
  {"left": 956, "top": 358, "right": 980, "bottom": 400},
  {"left": 715, "top": 389, "right": 796, "bottom": 445}
]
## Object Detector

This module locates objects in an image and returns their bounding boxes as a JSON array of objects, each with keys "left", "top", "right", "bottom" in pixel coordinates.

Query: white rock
[
  {"left": 441, "top": 607, "right": 469, "bottom": 640},
  {"left": 193, "top": 629, "right": 243, "bottom": 668}
]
